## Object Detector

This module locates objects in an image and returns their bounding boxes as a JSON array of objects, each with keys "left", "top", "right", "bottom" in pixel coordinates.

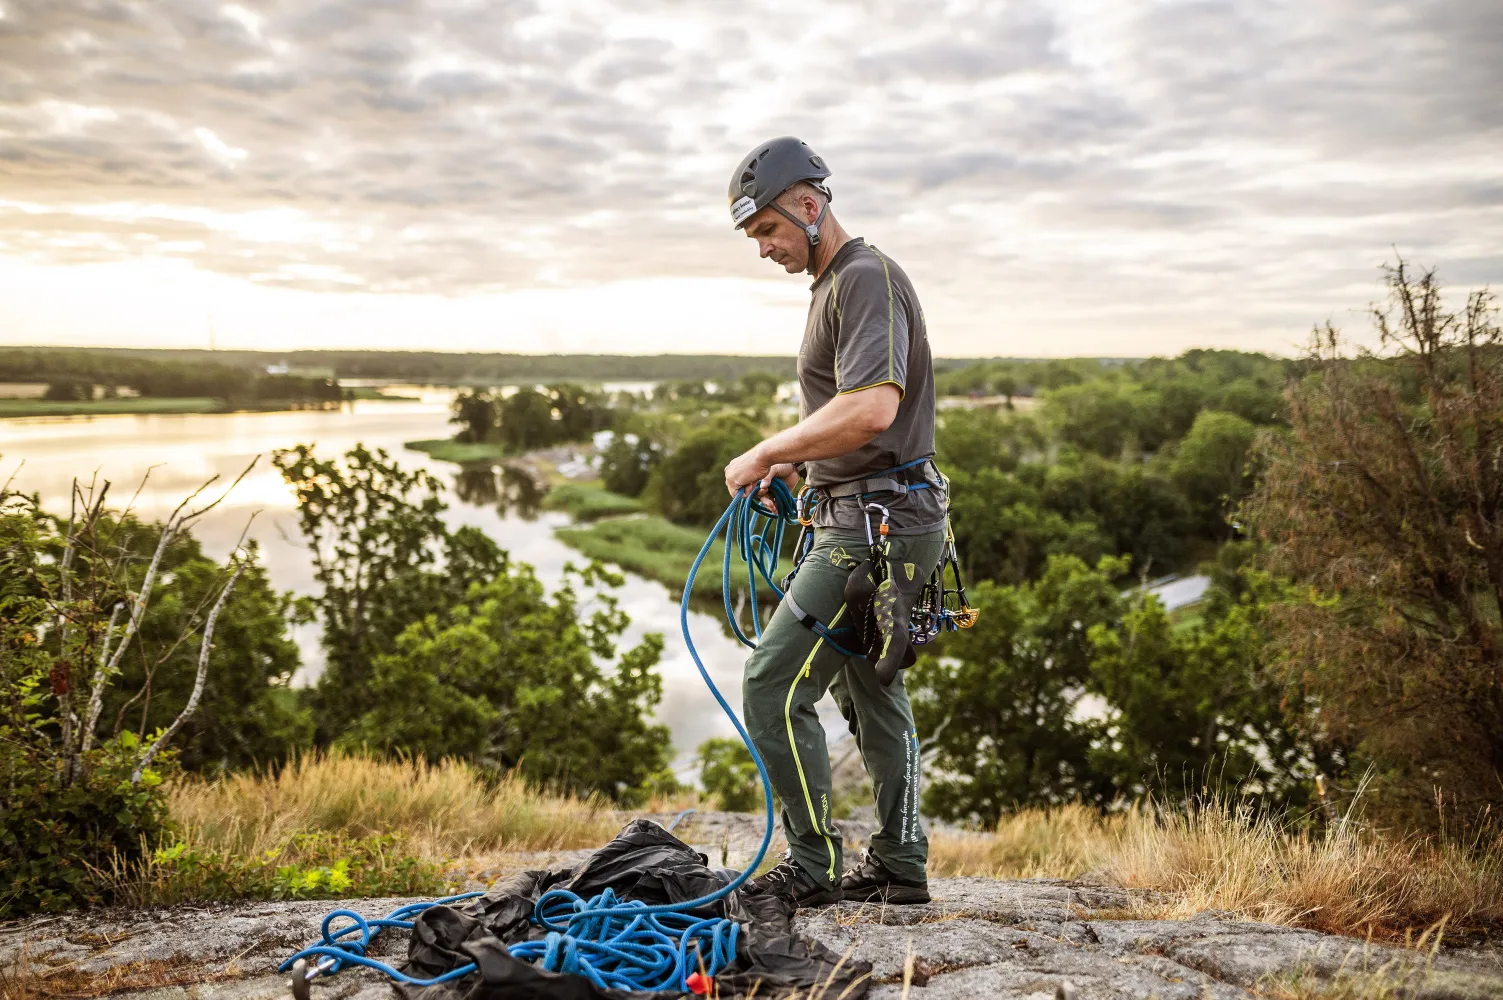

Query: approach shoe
[
  {"left": 745, "top": 855, "right": 842, "bottom": 908},
  {"left": 840, "top": 849, "right": 931, "bottom": 904}
]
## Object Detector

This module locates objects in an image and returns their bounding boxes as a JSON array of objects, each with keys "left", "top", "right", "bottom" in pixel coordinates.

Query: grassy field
[
  {"left": 0, "top": 397, "right": 220, "bottom": 418},
  {"left": 405, "top": 438, "right": 513, "bottom": 464},
  {"left": 556, "top": 513, "right": 737, "bottom": 602},
  {"left": 109, "top": 753, "right": 620, "bottom": 906},
  {"left": 127, "top": 753, "right": 1503, "bottom": 941},
  {"left": 928, "top": 801, "right": 1503, "bottom": 939},
  {"left": 541, "top": 482, "right": 643, "bottom": 521}
]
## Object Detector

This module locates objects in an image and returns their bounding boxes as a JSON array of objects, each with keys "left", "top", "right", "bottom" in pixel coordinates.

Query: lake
[{"left": 0, "top": 396, "right": 831, "bottom": 776}]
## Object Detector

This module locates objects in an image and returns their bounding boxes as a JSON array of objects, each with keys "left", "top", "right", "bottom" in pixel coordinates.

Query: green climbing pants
[{"left": 742, "top": 527, "right": 946, "bottom": 888}]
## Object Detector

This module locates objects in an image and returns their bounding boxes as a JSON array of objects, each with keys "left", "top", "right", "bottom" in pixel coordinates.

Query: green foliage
[
  {"left": 0, "top": 482, "right": 297, "bottom": 916},
  {"left": 541, "top": 483, "right": 643, "bottom": 521},
  {"left": 338, "top": 563, "right": 674, "bottom": 801},
  {"left": 450, "top": 389, "right": 498, "bottom": 443},
  {"left": 735, "top": 370, "right": 782, "bottom": 401},
  {"left": 599, "top": 432, "right": 661, "bottom": 497},
  {"left": 1086, "top": 568, "right": 1321, "bottom": 806},
  {"left": 946, "top": 466, "right": 1113, "bottom": 585},
  {"left": 0, "top": 348, "right": 343, "bottom": 404},
  {"left": 128, "top": 831, "right": 454, "bottom": 905},
  {"left": 43, "top": 378, "right": 93, "bottom": 401},
  {"left": 647, "top": 413, "right": 762, "bottom": 526},
  {"left": 911, "top": 555, "right": 1128, "bottom": 821},
  {"left": 696, "top": 737, "right": 762, "bottom": 812},
  {"left": 276, "top": 445, "right": 672, "bottom": 802},
  {"left": 934, "top": 407, "right": 1042, "bottom": 477},
  {"left": 0, "top": 734, "right": 175, "bottom": 917},
  {"left": 1170, "top": 410, "right": 1259, "bottom": 536},
  {"left": 273, "top": 445, "right": 509, "bottom": 738},
  {"left": 97, "top": 532, "right": 308, "bottom": 774},
  {"left": 554, "top": 515, "right": 731, "bottom": 603}
]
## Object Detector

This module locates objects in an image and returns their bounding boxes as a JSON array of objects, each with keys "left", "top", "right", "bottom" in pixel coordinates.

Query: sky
[{"left": 0, "top": 0, "right": 1499, "bottom": 358}]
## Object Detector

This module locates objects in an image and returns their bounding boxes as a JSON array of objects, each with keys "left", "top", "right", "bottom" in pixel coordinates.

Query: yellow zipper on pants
[{"left": 786, "top": 603, "right": 845, "bottom": 883}]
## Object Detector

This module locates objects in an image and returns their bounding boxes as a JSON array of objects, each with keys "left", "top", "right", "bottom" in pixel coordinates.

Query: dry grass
[
  {"left": 928, "top": 802, "right": 1132, "bottom": 879},
  {"left": 169, "top": 751, "right": 618, "bottom": 864},
  {"left": 163, "top": 753, "right": 1502, "bottom": 942},
  {"left": 930, "top": 798, "right": 1503, "bottom": 939}
]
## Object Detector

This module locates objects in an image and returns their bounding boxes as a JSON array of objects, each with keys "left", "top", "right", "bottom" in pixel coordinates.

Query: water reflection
[{"left": 452, "top": 463, "right": 545, "bottom": 519}]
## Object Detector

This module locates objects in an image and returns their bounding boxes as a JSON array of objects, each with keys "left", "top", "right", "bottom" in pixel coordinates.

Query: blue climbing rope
[{"left": 281, "top": 481, "right": 790, "bottom": 995}]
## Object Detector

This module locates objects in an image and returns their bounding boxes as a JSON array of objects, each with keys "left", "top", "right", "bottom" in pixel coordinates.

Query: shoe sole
[
  {"left": 842, "top": 885, "right": 931, "bottom": 905},
  {"left": 795, "top": 889, "right": 844, "bottom": 908}
]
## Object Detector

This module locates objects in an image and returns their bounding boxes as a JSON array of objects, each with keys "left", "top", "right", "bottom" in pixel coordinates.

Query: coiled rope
[{"left": 281, "top": 482, "right": 793, "bottom": 996}]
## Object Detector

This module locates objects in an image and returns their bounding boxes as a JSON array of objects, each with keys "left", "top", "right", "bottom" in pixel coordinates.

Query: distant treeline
[
  {"left": 0, "top": 349, "right": 342, "bottom": 404},
  {"left": 0, "top": 347, "right": 1021, "bottom": 385}
]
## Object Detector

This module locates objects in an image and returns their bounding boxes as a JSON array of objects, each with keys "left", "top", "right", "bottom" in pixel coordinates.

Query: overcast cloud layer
[{"left": 1, "top": 0, "right": 1500, "bottom": 355}]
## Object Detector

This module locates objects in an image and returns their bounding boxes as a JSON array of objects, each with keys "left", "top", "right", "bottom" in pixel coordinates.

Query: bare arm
[{"left": 724, "top": 384, "right": 901, "bottom": 495}]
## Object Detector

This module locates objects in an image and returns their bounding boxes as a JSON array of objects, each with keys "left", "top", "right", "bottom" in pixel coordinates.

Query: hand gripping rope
[{"left": 281, "top": 485, "right": 786, "bottom": 997}]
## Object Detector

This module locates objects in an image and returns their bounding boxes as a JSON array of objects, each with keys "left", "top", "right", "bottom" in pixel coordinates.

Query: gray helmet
[{"left": 728, "top": 136, "right": 833, "bottom": 274}]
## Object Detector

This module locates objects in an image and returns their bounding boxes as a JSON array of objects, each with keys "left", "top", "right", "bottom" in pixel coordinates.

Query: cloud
[{"left": 0, "top": 0, "right": 1498, "bottom": 354}]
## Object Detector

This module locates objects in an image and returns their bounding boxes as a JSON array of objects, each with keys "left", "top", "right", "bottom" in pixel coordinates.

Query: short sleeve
[{"left": 832, "top": 255, "right": 908, "bottom": 398}]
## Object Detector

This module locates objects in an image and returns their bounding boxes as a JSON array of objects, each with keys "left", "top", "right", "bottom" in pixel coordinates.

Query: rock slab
[{"left": 4, "top": 879, "right": 1501, "bottom": 999}]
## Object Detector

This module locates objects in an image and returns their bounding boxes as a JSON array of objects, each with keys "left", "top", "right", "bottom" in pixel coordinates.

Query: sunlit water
[{"left": 0, "top": 397, "right": 834, "bottom": 775}]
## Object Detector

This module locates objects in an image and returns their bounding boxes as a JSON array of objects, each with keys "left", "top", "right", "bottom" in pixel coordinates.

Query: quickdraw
[{"left": 910, "top": 518, "right": 979, "bottom": 645}]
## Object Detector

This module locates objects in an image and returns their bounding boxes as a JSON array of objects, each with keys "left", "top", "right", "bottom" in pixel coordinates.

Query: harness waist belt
[{"left": 813, "top": 457, "right": 939, "bottom": 500}]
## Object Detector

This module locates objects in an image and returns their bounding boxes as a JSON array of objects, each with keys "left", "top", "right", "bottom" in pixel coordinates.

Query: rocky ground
[
  {"left": 5, "top": 874, "right": 1502, "bottom": 1000},
  {"left": 4, "top": 814, "right": 1500, "bottom": 1000}
]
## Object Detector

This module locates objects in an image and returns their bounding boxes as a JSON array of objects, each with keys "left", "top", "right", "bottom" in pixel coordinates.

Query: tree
[
  {"left": 1171, "top": 410, "right": 1258, "bottom": 537},
  {"left": 450, "top": 389, "right": 497, "bottom": 443},
  {"left": 909, "top": 554, "right": 1127, "bottom": 821},
  {"left": 1086, "top": 564, "right": 1323, "bottom": 808},
  {"left": 497, "top": 387, "right": 559, "bottom": 452},
  {"left": 946, "top": 467, "right": 1112, "bottom": 586},
  {"left": 647, "top": 414, "right": 763, "bottom": 527},
  {"left": 43, "top": 378, "right": 93, "bottom": 402},
  {"left": 1244, "top": 261, "right": 1503, "bottom": 829},
  {"left": 737, "top": 370, "right": 781, "bottom": 401},
  {"left": 272, "top": 445, "right": 510, "bottom": 737},
  {"left": 1042, "top": 453, "right": 1193, "bottom": 577},
  {"left": 696, "top": 737, "right": 761, "bottom": 812},
  {"left": 600, "top": 433, "right": 660, "bottom": 498},
  {"left": 340, "top": 564, "right": 673, "bottom": 801}
]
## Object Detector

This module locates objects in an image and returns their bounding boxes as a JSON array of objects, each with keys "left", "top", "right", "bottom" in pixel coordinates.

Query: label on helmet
[{"left": 730, "top": 195, "right": 757, "bottom": 226}]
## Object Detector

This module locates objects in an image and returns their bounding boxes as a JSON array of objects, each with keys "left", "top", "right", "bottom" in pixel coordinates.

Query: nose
[{"left": 759, "top": 241, "right": 775, "bottom": 259}]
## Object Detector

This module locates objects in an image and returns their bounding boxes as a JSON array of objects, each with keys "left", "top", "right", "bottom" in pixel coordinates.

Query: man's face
[{"left": 743, "top": 200, "right": 811, "bottom": 274}]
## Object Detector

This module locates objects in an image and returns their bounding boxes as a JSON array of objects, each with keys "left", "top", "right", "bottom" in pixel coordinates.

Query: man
[{"left": 721, "top": 137, "right": 948, "bottom": 907}]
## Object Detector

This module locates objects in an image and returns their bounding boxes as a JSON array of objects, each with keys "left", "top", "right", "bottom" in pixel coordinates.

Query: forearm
[{"left": 753, "top": 388, "right": 896, "bottom": 467}]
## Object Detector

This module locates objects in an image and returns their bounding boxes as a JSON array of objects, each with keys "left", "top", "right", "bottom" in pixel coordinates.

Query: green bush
[
  {"left": 600, "top": 433, "right": 660, "bottom": 497},
  {"left": 696, "top": 737, "right": 762, "bottom": 812},
  {"left": 123, "top": 831, "right": 455, "bottom": 906},
  {"left": 647, "top": 414, "right": 762, "bottom": 527},
  {"left": 0, "top": 734, "right": 174, "bottom": 917}
]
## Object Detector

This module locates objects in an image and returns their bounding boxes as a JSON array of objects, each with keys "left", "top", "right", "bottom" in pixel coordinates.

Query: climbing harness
[
  {"left": 280, "top": 467, "right": 975, "bottom": 996},
  {"left": 776, "top": 458, "right": 980, "bottom": 684}
]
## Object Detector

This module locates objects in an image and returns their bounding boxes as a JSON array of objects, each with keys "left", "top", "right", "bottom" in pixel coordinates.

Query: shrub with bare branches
[
  {"left": 0, "top": 462, "right": 262, "bottom": 915},
  {"left": 1245, "top": 261, "right": 1503, "bottom": 829}
]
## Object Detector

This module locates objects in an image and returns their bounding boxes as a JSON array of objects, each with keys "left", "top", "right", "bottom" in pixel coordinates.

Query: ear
[{"left": 801, "top": 193, "right": 822, "bottom": 226}]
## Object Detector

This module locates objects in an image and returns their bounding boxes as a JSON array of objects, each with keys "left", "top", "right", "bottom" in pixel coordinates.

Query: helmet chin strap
[{"left": 771, "top": 199, "right": 830, "bottom": 276}]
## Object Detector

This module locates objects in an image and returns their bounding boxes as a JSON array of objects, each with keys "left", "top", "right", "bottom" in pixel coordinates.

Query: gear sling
[{"left": 779, "top": 457, "right": 978, "bottom": 685}]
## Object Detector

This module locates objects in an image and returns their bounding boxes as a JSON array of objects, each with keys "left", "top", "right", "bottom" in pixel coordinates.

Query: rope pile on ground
[{"left": 281, "top": 485, "right": 785, "bottom": 996}]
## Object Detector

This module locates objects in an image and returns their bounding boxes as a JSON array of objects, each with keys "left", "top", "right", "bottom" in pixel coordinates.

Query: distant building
[{"left": 265, "top": 362, "right": 290, "bottom": 375}]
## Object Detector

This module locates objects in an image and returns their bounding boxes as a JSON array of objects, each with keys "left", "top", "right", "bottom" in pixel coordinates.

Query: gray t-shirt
[{"left": 797, "top": 238, "right": 946, "bottom": 535}]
